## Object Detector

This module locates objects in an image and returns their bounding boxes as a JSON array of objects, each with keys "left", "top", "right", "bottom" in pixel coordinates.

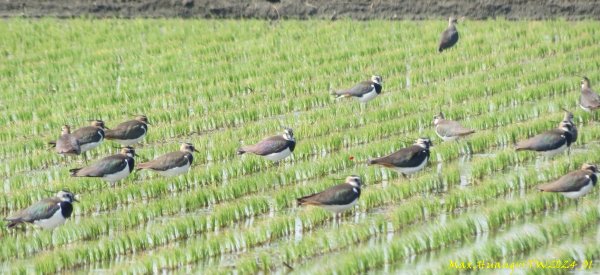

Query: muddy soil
[{"left": 0, "top": 0, "right": 599, "bottom": 20}]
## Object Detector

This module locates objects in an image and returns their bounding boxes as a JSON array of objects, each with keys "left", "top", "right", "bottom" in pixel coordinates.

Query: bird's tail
[
  {"left": 237, "top": 148, "right": 246, "bottom": 155},
  {"left": 4, "top": 218, "right": 21, "bottom": 228},
  {"left": 136, "top": 162, "right": 149, "bottom": 170},
  {"left": 48, "top": 141, "right": 56, "bottom": 148},
  {"left": 69, "top": 168, "right": 82, "bottom": 176},
  {"left": 367, "top": 158, "right": 378, "bottom": 165}
]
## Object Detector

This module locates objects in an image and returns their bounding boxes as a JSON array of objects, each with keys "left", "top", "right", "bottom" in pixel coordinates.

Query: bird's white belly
[
  {"left": 102, "top": 166, "right": 131, "bottom": 183},
  {"left": 264, "top": 147, "right": 292, "bottom": 162},
  {"left": 321, "top": 199, "right": 358, "bottom": 214},
  {"left": 358, "top": 89, "right": 378, "bottom": 103},
  {"left": 157, "top": 163, "right": 191, "bottom": 177},
  {"left": 113, "top": 134, "right": 145, "bottom": 146},
  {"left": 80, "top": 140, "right": 103, "bottom": 153},
  {"left": 34, "top": 208, "right": 66, "bottom": 230},
  {"left": 394, "top": 157, "right": 428, "bottom": 175},
  {"left": 541, "top": 143, "right": 567, "bottom": 157},
  {"left": 579, "top": 104, "right": 592, "bottom": 113},
  {"left": 562, "top": 181, "right": 594, "bottom": 199}
]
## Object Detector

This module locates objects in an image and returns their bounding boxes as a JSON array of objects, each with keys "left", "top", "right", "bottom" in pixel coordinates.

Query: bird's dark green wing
[
  {"left": 373, "top": 145, "right": 428, "bottom": 168},
  {"left": 74, "top": 155, "right": 128, "bottom": 176},
  {"left": 139, "top": 152, "right": 191, "bottom": 171},
  {"left": 538, "top": 171, "right": 596, "bottom": 192},
  {"left": 105, "top": 120, "right": 146, "bottom": 139},
  {"left": 72, "top": 126, "right": 104, "bottom": 144},
  {"left": 5, "top": 198, "right": 60, "bottom": 223},
  {"left": 298, "top": 184, "right": 359, "bottom": 206}
]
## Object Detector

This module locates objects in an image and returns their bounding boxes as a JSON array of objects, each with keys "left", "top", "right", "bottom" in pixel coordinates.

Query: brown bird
[
  {"left": 538, "top": 163, "right": 597, "bottom": 209},
  {"left": 433, "top": 112, "right": 475, "bottom": 141},
  {"left": 237, "top": 128, "right": 295, "bottom": 162},
  {"left": 579, "top": 76, "right": 600, "bottom": 112},
  {"left": 137, "top": 143, "right": 198, "bottom": 177},
  {"left": 53, "top": 125, "right": 81, "bottom": 156},
  {"left": 105, "top": 115, "right": 150, "bottom": 146},
  {"left": 438, "top": 17, "right": 459, "bottom": 52}
]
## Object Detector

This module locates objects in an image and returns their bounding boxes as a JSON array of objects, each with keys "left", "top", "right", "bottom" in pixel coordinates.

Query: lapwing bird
[
  {"left": 439, "top": 17, "right": 459, "bottom": 52},
  {"left": 561, "top": 109, "right": 577, "bottom": 143},
  {"left": 137, "top": 143, "right": 198, "bottom": 177},
  {"left": 5, "top": 190, "right": 77, "bottom": 230},
  {"left": 332, "top": 75, "right": 383, "bottom": 103},
  {"left": 579, "top": 76, "right": 600, "bottom": 112},
  {"left": 105, "top": 115, "right": 150, "bottom": 146},
  {"left": 70, "top": 147, "right": 137, "bottom": 186},
  {"left": 368, "top": 137, "right": 433, "bottom": 176},
  {"left": 433, "top": 112, "right": 475, "bottom": 141},
  {"left": 297, "top": 175, "right": 362, "bottom": 215},
  {"left": 72, "top": 120, "right": 108, "bottom": 154},
  {"left": 50, "top": 125, "right": 81, "bottom": 156},
  {"left": 537, "top": 163, "right": 597, "bottom": 209},
  {"left": 237, "top": 128, "right": 296, "bottom": 162},
  {"left": 515, "top": 121, "right": 575, "bottom": 157}
]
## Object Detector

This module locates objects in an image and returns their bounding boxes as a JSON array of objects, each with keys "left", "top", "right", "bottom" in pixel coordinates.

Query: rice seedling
[{"left": 2, "top": 19, "right": 600, "bottom": 273}]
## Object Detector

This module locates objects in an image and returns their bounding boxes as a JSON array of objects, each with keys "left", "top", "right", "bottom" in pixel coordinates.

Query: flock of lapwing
[{"left": 4, "top": 18, "right": 600, "bottom": 231}]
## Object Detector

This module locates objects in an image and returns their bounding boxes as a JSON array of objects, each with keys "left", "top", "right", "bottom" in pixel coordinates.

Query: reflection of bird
[
  {"left": 439, "top": 17, "right": 459, "bottom": 52},
  {"left": 138, "top": 143, "right": 198, "bottom": 177},
  {"left": 53, "top": 125, "right": 81, "bottom": 156},
  {"left": 332, "top": 75, "right": 383, "bottom": 103},
  {"left": 515, "top": 121, "right": 574, "bottom": 157},
  {"left": 433, "top": 112, "right": 475, "bottom": 141},
  {"left": 5, "top": 190, "right": 78, "bottom": 230},
  {"left": 237, "top": 128, "right": 296, "bottom": 162},
  {"left": 579, "top": 77, "right": 600, "bottom": 112},
  {"left": 105, "top": 115, "right": 150, "bottom": 146},
  {"left": 368, "top": 137, "right": 433, "bottom": 176},
  {"left": 297, "top": 175, "right": 362, "bottom": 215},
  {"left": 538, "top": 163, "right": 597, "bottom": 209},
  {"left": 70, "top": 147, "right": 137, "bottom": 186}
]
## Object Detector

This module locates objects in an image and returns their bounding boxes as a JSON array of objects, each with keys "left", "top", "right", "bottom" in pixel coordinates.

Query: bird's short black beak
[
  {"left": 193, "top": 149, "right": 199, "bottom": 153},
  {"left": 73, "top": 198, "right": 79, "bottom": 203},
  {"left": 103, "top": 126, "right": 110, "bottom": 130}
]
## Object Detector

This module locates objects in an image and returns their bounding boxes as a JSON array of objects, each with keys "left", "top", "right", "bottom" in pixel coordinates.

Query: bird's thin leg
[
  {"left": 575, "top": 198, "right": 579, "bottom": 211},
  {"left": 84, "top": 153, "right": 89, "bottom": 165}
]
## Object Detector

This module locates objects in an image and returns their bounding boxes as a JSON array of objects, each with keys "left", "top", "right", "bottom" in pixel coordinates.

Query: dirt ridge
[{"left": 1, "top": 0, "right": 599, "bottom": 20}]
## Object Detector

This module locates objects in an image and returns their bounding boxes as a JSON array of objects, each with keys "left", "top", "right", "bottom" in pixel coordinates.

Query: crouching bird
[
  {"left": 5, "top": 190, "right": 78, "bottom": 230},
  {"left": 332, "top": 75, "right": 383, "bottom": 103},
  {"left": 137, "top": 143, "right": 198, "bottom": 177},
  {"left": 237, "top": 128, "right": 296, "bottom": 162},
  {"left": 297, "top": 175, "right": 362, "bottom": 217},
  {"left": 537, "top": 163, "right": 597, "bottom": 210},
  {"left": 368, "top": 137, "right": 433, "bottom": 177}
]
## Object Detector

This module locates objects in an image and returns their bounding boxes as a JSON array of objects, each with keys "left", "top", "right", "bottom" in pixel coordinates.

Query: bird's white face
[
  {"left": 61, "top": 125, "right": 71, "bottom": 135},
  {"left": 581, "top": 78, "right": 590, "bottom": 89},
  {"left": 371, "top": 75, "right": 382, "bottom": 84},
  {"left": 346, "top": 176, "right": 362, "bottom": 188},
  {"left": 181, "top": 143, "right": 196, "bottom": 153},
  {"left": 57, "top": 191, "right": 76, "bottom": 203},
  {"left": 415, "top": 138, "right": 432, "bottom": 149},
  {"left": 121, "top": 147, "right": 136, "bottom": 158},
  {"left": 283, "top": 129, "right": 295, "bottom": 141},
  {"left": 559, "top": 121, "right": 572, "bottom": 132}
]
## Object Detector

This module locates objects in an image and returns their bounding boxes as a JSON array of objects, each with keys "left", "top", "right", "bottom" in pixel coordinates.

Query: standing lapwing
[
  {"left": 515, "top": 121, "right": 575, "bottom": 157},
  {"left": 5, "top": 190, "right": 78, "bottom": 230},
  {"left": 237, "top": 128, "right": 296, "bottom": 162},
  {"left": 297, "top": 175, "right": 362, "bottom": 216},
  {"left": 105, "top": 115, "right": 150, "bottom": 146},
  {"left": 137, "top": 143, "right": 198, "bottom": 177},
  {"left": 368, "top": 137, "right": 433, "bottom": 177},
  {"left": 433, "top": 112, "right": 475, "bottom": 141},
  {"left": 439, "top": 17, "right": 459, "bottom": 52},
  {"left": 51, "top": 125, "right": 81, "bottom": 156},
  {"left": 70, "top": 147, "right": 137, "bottom": 186},
  {"left": 579, "top": 76, "right": 600, "bottom": 112},
  {"left": 72, "top": 120, "right": 108, "bottom": 154},
  {"left": 332, "top": 75, "right": 383, "bottom": 103},
  {"left": 561, "top": 108, "right": 577, "bottom": 143},
  {"left": 537, "top": 163, "right": 597, "bottom": 209}
]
